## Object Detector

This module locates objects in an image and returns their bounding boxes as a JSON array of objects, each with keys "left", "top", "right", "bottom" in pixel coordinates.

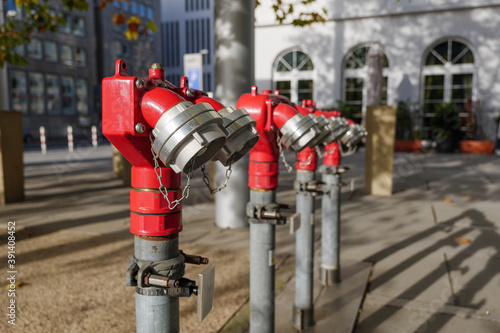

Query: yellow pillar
[
  {"left": 0, "top": 111, "right": 24, "bottom": 204},
  {"left": 365, "top": 105, "right": 396, "bottom": 196}
]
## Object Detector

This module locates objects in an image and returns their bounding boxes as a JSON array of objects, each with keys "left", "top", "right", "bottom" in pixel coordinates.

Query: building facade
[
  {"left": 160, "top": 0, "right": 214, "bottom": 93},
  {"left": 0, "top": 0, "right": 162, "bottom": 140},
  {"left": 254, "top": 0, "right": 500, "bottom": 139},
  {"left": 1, "top": 0, "right": 97, "bottom": 139}
]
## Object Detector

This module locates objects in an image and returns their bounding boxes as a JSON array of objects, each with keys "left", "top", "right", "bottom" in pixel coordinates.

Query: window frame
[
  {"left": 341, "top": 44, "right": 389, "bottom": 119},
  {"left": 272, "top": 48, "right": 315, "bottom": 104}
]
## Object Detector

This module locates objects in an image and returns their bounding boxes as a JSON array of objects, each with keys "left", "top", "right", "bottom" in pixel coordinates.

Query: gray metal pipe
[
  {"left": 134, "top": 235, "right": 180, "bottom": 333},
  {"left": 293, "top": 171, "right": 315, "bottom": 329},
  {"left": 214, "top": 0, "right": 254, "bottom": 229},
  {"left": 249, "top": 189, "right": 276, "bottom": 333},
  {"left": 321, "top": 172, "right": 341, "bottom": 285}
]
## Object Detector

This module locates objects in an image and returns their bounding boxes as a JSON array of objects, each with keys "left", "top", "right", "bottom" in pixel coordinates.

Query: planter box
[
  {"left": 394, "top": 140, "right": 422, "bottom": 152},
  {"left": 459, "top": 140, "right": 495, "bottom": 155}
]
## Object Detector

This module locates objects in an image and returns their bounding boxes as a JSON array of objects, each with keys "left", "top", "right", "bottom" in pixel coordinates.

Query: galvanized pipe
[
  {"left": 249, "top": 189, "right": 276, "bottom": 333},
  {"left": 293, "top": 171, "right": 315, "bottom": 329},
  {"left": 320, "top": 172, "right": 341, "bottom": 285},
  {"left": 134, "top": 235, "right": 180, "bottom": 333}
]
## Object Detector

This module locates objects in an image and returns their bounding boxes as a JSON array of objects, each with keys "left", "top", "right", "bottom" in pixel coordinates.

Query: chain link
[
  {"left": 150, "top": 132, "right": 194, "bottom": 210},
  {"left": 201, "top": 163, "right": 233, "bottom": 194},
  {"left": 298, "top": 152, "right": 313, "bottom": 167},
  {"left": 323, "top": 144, "right": 337, "bottom": 157},
  {"left": 277, "top": 131, "right": 293, "bottom": 173}
]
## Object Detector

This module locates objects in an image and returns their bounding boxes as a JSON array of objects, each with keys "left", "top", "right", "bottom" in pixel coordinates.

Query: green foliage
[
  {"left": 256, "top": 0, "right": 328, "bottom": 27},
  {"left": 430, "top": 102, "right": 462, "bottom": 139},
  {"left": 329, "top": 100, "right": 358, "bottom": 121}
]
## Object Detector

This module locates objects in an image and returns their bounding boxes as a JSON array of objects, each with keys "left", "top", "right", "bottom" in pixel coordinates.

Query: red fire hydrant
[
  {"left": 102, "top": 60, "right": 258, "bottom": 332},
  {"left": 236, "top": 86, "right": 324, "bottom": 332}
]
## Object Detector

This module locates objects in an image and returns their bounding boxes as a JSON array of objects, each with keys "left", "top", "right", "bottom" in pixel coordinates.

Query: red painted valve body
[
  {"left": 102, "top": 60, "right": 227, "bottom": 236},
  {"left": 237, "top": 87, "right": 303, "bottom": 190}
]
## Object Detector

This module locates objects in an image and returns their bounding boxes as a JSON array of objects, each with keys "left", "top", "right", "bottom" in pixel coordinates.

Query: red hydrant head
[{"left": 103, "top": 60, "right": 229, "bottom": 174}]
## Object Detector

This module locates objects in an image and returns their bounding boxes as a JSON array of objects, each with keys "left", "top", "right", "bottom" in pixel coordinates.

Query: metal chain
[
  {"left": 277, "top": 131, "right": 293, "bottom": 173},
  {"left": 201, "top": 163, "right": 233, "bottom": 194},
  {"left": 150, "top": 132, "right": 194, "bottom": 210},
  {"left": 323, "top": 144, "right": 337, "bottom": 157},
  {"left": 340, "top": 144, "right": 357, "bottom": 157},
  {"left": 298, "top": 152, "right": 313, "bottom": 167}
]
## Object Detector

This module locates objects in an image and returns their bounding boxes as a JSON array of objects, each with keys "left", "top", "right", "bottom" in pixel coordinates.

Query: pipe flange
[
  {"left": 214, "top": 107, "right": 259, "bottom": 166},
  {"left": 326, "top": 117, "right": 349, "bottom": 143},
  {"left": 341, "top": 124, "right": 365, "bottom": 147},
  {"left": 280, "top": 113, "right": 322, "bottom": 151},
  {"left": 313, "top": 114, "right": 334, "bottom": 145},
  {"left": 152, "top": 102, "right": 228, "bottom": 173}
]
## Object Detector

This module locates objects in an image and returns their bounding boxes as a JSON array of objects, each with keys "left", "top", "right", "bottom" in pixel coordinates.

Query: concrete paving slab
[
  {"left": 368, "top": 246, "right": 454, "bottom": 305},
  {"left": 273, "top": 259, "right": 371, "bottom": 333},
  {"left": 356, "top": 301, "right": 500, "bottom": 333}
]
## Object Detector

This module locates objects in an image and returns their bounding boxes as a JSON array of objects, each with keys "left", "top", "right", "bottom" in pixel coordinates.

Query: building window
[
  {"left": 75, "top": 47, "right": 87, "bottom": 66},
  {"left": 343, "top": 45, "right": 389, "bottom": 119},
  {"left": 46, "top": 74, "right": 61, "bottom": 116},
  {"left": 121, "top": 0, "right": 130, "bottom": 12},
  {"left": 29, "top": 72, "right": 45, "bottom": 115},
  {"left": 61, "top": 76, "right": 75, "bottom": 115},
  {"left": 273, "top": 48, "right": 314, "bottom": 103},
  {"left": 10, "top": 70, "right": 28, "bottom": 114},
  {"left": 27, "top": 39, "right": 43, "bottom": 59},
  {"left": 120, "top": 43, "right": 131, "bottom": 57},
  {"left": 131, "top": 1, "right": 138, "bottom": 14},
  {"left": 146, "top": 7, "right": 153, "bottom": 20},
  {"left": 72, "top": 17, "right": 85, "bottom": 36},
  {"left": 139, "top": 4, "right": 145, "bottom": 17},
  {"left": 76, "top": 79, "right": 88, "bottom": 115},
  {"left": 422, "top": 38, "right": 475, "bottom": 129},
  {"left": 60, "top": 45, "right": 73, "bottom": 65},
  {"left": 44, "top": 41, "right": 58, "bottom": 62},
  {"left": 59, "top": 14, "right": 71, "bottom": 33}
]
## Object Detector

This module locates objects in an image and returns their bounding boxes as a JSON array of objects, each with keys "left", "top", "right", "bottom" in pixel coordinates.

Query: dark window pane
[
  {"left": 346, "top": 91, "right": 363, "bottom": 101},
  {"left": 381, "top": 54, "right": 389, "bottom": 68},
  {"left": 283, "top": 52, "right": 293, "bottom": 67},
  {"left": 276, "top": 60, "right": 290, "bottom": 72},
  {"left": 424, "top": 75, "right": 444, "bottom": 87},
  {"left": 276, "top": 81, "right": 291, "bottom": 90},
  {"left": 434, "top": 41, "right": 448, "bottom": 62},
  {"left": 426, "top": 53, "right": 444, "bottom": 66},
  {"left": 296, "top": 51, "right": 307, "bottom": 67},
  {"left": 299, "top": 59, "right": 314, "bottom": 71},
  {"left": 456, "top": 49, "right": 474, "bottom": 64},
  {"left": 424, "top": 89, "right": 444, "bottom": 101},
  {"left": 298, "top": 80, "right": 313, "bottom": 89},
  {"left": 346, "top": 78, "right": 363, "bottom": 89},
  {"left": 452, "top": 74, "right": 472, "bottom": 86}
]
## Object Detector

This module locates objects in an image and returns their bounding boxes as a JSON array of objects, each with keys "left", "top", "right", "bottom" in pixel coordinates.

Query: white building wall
[{"left": 255, "top": 1, "right": 500, "bottom": 138}]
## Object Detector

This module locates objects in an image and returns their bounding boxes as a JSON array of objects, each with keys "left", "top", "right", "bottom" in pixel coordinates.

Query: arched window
[
  {"left": 273, "top": 49, "right": 314, "bottom": 103},
  {"left": 422, "top": 38, "right": 475, "bottom": 129},
  {"left": 343, "top": 45, "right": 389, "bottom": 120}
]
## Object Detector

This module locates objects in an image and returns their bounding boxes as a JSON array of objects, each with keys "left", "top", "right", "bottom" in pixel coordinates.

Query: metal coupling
[
  {"left": 151, "top": 101, "right": 228, "bottom": 174},
  {"left": 341, "top": 123, "right": 367, "bottom": 147},
  {"left": 280, "top": 113, "right": 323, "bottom": 151},
  {"left": 212, "top": 106, "right": 260, "bottom": 166},
  {"left": 294, "top": 180, "right": 324, "bottom": 196},
  {"left": 246, "top": 202, "right": 290, "bottom": 225},
  {"left": 180, "top": 250, "right": 210, "bottom": 265}
]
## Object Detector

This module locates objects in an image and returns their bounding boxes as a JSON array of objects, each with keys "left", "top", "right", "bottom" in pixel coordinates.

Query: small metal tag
[
  {"left": 289, "top": 212, "right": 301, "bottom": 234},
  {"left": 197, "top": 263, "right": 215, "bottom": 322}
]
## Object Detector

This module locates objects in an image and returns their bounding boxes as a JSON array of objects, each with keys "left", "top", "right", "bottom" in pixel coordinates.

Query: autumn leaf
[
  {"left": 146, "top": 19, "right": 158, "bottom": 33},
  {"left": 15, "top": 0, "right": 23, "bottom": 9},
  {"left": 453, "top": 237, "right": 471, "bottom": 244},
  {"left": 112, "top": 13, "right": 126, "bottom": 26},
  {"left": 443, "top": 198, "right": 453, "bottom": 203},
  {"left": 98, "top": 0, "right": 107, "bottom": 9},
  {"left": 125, "top": 16, "right": 141, "bottom": 40},
  {"left": 141, "top": 28, "right": 148, "bottom": 37}
]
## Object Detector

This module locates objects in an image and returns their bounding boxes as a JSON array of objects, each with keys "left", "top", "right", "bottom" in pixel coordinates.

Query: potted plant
[
  {"left": 394, "top": 99, "right": 422, "bottom": 152},
  {"left": 430, "top": 102, "right": 462, "bottom": 153},
  {"left": 459, "top": 98, "right": 495, "bottom": 154}
]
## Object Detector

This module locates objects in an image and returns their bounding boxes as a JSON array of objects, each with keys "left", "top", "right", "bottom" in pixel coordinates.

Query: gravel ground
[{"left": 0, "top": 226, "right": 249, "bottom": 333}]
